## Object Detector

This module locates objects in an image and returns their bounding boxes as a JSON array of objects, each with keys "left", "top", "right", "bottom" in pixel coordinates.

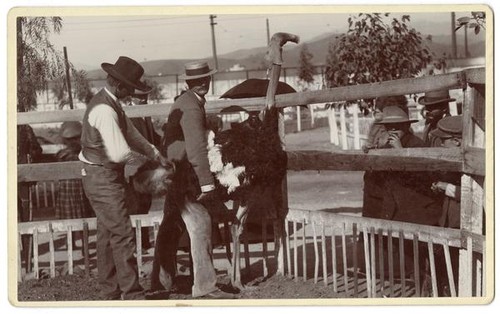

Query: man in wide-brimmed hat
[
  {"left": 418, "top": 89, "right": 455, "bottom": 146},
  {"left": 79, "top": 56, "right": 168, "bottom": 300},
  {"left": 152, "top": 61, "right": 236, "bottom": 299}
]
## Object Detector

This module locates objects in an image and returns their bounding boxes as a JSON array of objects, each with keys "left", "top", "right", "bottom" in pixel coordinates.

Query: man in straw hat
[
  {"left": 151, "top": 61, "right": 236, "bottom": 299},
  {"left": 418, "top": 89, "right": 455, "bottom": 146},
  {"left": 79, "top": 56, "right": 167, "bottom": 300}
]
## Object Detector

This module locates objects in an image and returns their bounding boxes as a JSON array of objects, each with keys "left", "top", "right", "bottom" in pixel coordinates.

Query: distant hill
[{"left": 86, "top": 31, "right": 485, "bottom": 79}]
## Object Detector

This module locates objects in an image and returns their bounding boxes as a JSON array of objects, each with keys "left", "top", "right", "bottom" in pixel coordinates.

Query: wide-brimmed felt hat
[
  {"left": 179, "top": 61, "right": 217, "bottom": 80},
  {"left": 418, "top": 90, "right": 456, "bottom": 106},
  {"left": 101, "top": 56, "right": 151, "bottom": 92},
  {"left": 429, "top": 115, "right": 463, "bottom": 139},
  {"left": 375, "top": 105, "right": 418, "bottom": 124}
]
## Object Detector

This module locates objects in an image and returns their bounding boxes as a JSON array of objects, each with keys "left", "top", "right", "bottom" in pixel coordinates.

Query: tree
[
  {"left": 325, "top": 13, "right": 433, "bottom": 89},
  {"left": 17, "top": 17, "right": 65, "bottom": 112},
  {"left": 52, "top": 69, "right": 94, "bottom": 109},
  {"left": 297, "top": 44, "right": 315, "bottom": 90},
  {"left": 455, "top": 11, "right": 486, "bottom": 34},
  {"left": 143, "top": 78, "right": 163, "bottom": 103}
]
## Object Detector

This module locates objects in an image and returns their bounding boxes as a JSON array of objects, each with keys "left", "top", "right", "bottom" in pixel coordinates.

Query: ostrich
[{"left": 132, "top": 33, "right": 299, "bottom": 291}]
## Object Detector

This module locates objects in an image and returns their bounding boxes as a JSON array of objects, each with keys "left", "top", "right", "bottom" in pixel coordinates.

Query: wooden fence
[{"left": 15, "top": 68, "right": 487, "bottom": 298}]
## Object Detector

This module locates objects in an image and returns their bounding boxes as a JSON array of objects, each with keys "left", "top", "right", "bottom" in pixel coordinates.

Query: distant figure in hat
[
  {"left": 429, "top": 115, "right": 463, "bottom": 228},
  {"left": 362, "top": 96, "right": 425, "bottom": 220},
  {"left": 363, "top": 95, "right": 410, "bottom": 152},
  {"left": 55, "top": 121, "right": 93, "bottom": 249},
  {"left": 79, "top": 56, "right": 169, "bottom": 300},
  {"left": 418, "top": 89, "right": 455, "bottom": 146},
  {"left": 152, "top": 61, "right": 236, "bottom": 299}
]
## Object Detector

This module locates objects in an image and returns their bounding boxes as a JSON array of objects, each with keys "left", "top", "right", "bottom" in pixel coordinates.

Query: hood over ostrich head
[{"left": 131, "top": 159, "right": 176, "bottom": 196}]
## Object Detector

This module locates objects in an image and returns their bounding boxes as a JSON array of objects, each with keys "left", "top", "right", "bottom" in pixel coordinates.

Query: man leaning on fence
[{"left": 79, "top": 56, "right": 168, "bottom": 300}]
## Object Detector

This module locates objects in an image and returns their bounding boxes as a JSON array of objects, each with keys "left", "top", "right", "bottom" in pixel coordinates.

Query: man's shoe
[{"left": 200, "top": 289, "right": 238, "bottom": 299}]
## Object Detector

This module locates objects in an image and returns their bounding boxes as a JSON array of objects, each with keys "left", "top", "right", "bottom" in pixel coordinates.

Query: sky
[{"left": 43, "top": 9, "right": 476, "bottom": 71}]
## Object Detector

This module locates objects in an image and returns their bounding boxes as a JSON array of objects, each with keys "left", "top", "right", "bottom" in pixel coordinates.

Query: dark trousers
[{"left": 81, "top": 163, "right": 144, "bottom": 300}]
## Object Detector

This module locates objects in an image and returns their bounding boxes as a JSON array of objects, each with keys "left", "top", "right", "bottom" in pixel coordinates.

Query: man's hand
[
  {"left": 387, "top": 132, "right": 403, "bottom": 148},
  {"left": 196, "top": 189, "right": 219, "bottom": 204}
]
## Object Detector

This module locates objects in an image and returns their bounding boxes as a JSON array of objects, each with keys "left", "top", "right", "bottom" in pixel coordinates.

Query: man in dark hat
[
  {"left": 79, "top": 56, "right": 167, "bottom": 300},
  {"left": 418, "top": 89, "right": 455, "bottom": 146},
  {"left": 152, "top": 61, "right": 236, "bottom": 299}
]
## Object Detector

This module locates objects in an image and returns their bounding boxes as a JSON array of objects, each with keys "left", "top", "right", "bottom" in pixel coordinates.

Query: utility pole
[
  {"left": 266, "top": 18, "right": 270, "bottom": 45},
  {"left": 451, "top": 12, "right": 457, "bottom": 58},
  {"left": 464, "top": 25, "right": 470, "bottom": 58},
  {"left": 209, "top": 15, "right": 219, "bottom": 70},
  {"left": 63, "top": 47, "right": 74, "bottom": 109}
]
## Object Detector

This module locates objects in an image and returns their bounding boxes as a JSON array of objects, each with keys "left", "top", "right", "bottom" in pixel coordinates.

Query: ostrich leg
[{"left": 230, "top": 200, "right": 251, "bottom": 291}]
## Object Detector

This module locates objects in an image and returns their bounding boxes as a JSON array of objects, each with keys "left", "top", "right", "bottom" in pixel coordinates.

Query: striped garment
[{"left": 55, "top": 179, "right": 94, "bottom": 219}]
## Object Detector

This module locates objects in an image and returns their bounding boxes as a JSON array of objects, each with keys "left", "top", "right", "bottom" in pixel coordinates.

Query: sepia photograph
[{"left": 6, "top": 4, "right": 493, "bottom": 307}]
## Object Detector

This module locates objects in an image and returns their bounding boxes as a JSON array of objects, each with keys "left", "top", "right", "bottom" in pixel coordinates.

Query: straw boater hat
[
  {"left": 429, "top": 115, "right": 463, "bottom": 139},
  {"left": 418, "top": 90, "right": 456, "bottom": 106},
  {"left": 375, "top": 106, "right": 419, "bottom": 124},
  {"left": 101, "top": 56, "right": 151, "bottom": 92},
  {"left": 179, "top": 61, "right": 217, "bottom": 80}
]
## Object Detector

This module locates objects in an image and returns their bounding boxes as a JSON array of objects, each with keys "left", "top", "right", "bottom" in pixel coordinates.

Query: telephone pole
[
  {"left": 63, "top": 47, "right": 74, "bottom": 109},
  {"left": 266, "top": 18, "right": 270, "bottom": 45},
  {"left": 451, "top": 12, "right": 457, "bottom": 58},
  {"left": 209, "top": 15, "right": 219, "bottom": 70}
]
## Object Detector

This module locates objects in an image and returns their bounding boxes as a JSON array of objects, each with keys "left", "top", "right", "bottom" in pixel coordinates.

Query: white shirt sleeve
[{"left": 88, "top": 104, "right": 131, "bottom": 163}]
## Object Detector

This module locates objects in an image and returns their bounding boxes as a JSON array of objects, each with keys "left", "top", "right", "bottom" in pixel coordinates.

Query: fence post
[
  {"left": 309, "top": 104, "right": 315, "bottom": 128},
  {"left": 340, "top": 106, "right": 348, "bottom": 150},
  {"left": 296, "top": 106, "right": 301, "bottom": 132},
  {"left": 328, "top": 105, "right": 339, "bottom": 145},
  {"left": 352, "top": 106, "right": 361, "bottom": 150}
]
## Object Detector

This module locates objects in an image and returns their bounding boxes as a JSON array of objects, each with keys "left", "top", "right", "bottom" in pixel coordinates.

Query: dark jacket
[{"left": 161, "top": 90, "right": 214, "bottom": 201}]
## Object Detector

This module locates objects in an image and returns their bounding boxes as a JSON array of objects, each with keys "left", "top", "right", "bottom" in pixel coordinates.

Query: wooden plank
[
  {"left": 341, "top": 223, "right": 348, "bottom": 296},
  {"left": 284, "top": 220, "right": 292, "bottom": 278},
  {"left": 321, "top": 224, "right": 328, "bottom": 287},
  {"left": 465, "top": 68, "right": 486, "bottom": 85},
  {"left": 444, "top": 242, "right": 457, "bottom": 297},
  {"left": 340, "top": 107, "right": 348, "bottom": 150},
  {"left": 32, "top": 230, "right": 39, "bottom": 280},
  {"left": 370, "top": 227, "right": 376, "bottom": 296},
  {"left": 18, "top": 233, "right": 22, "bottom": 282},
  {"left": 312, "top": 223, "right": 319, "bottom": 284},
  {"left": 463, "top": 147, "right": 485, "bottom": 175},
  {"left": 427, "top": 241, "right": 438, "bottom": 297},
  {"left": 17, "top": 70, "right": 470, "bottom": 126},
  {"left": 399, "top": 230, "right": 405, "bottom": 297},
  {"left": 293, "top": 221, "right": 298, "bottom": 282},
  {"left": 352, "top": 223, "right": 359, "bottom": 297},
  {"left": 302, "top": 219, "right": 307, "bottom": 282},
  {"left": 19, "top": 147, "right": 463, "bottom": 182},
  {"left": 18, "top": 211, "right": 164, "bottom": 234},
  {"left": 287, "top": 147, "right": 463, "bottom": 172},
  {"left": 83, "top": 222, "right": 90, "bottom": 277},
  {"left": 413, "top": 233, "right": 420, "bottom": 297},
  {"left": 378, "top": 228, "right": 384, "bottom": 296},
  {"left": 363, "top": 226, "right": 372, "bottom": 298},
  {"left": 352, "top": 107, "right": 361, "bottom": 150},
  {"left": 331, "top": 227, "right": 337, "bottom": 293},
  {"left": 48, "top": 223, "right": 55, "bottom": 278},
  {"left": 67, "top": 226, "right": 73, "bottom": 275},
  {"left": 388, "top": 228, "right": 394, "bottom": 297}
]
